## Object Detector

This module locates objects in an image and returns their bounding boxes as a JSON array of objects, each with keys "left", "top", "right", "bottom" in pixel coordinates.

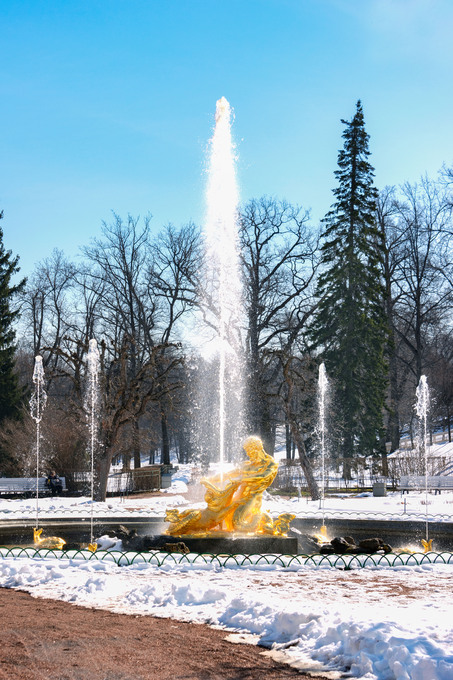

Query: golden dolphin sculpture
[
  {"left": 165, "top": 436, "right": 294, "bottom": 537},
  {"left": 33, "top": 527, "right": 66, "bottom": 550}
]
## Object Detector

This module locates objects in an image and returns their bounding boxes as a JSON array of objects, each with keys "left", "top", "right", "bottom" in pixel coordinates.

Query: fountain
[
  {"left": 317, "top": 363, "right": 329, "bottom": 539},
  {"left": 29, "top": 355, "right": 66, "bottom": 549},
  {"left": 157, "top": 99, "right": 297, "bottom": 552},
  {"left": 192, "top": 96, "right": 246, "bottom": 474},
  {"left": 416, "top": 375, "right": 433, "bottom": 552},
  {"left": 163, "top": 436, "right": 296, "bottom": 552},
  {"left": 86, "top": 338, "right": 101, "bottom": 552},
  {"left": 3, "top": 100, "right": 453, "bottom": 558},
  {"left": 29, "top": 355, "right": 47, "bottom": 533}
]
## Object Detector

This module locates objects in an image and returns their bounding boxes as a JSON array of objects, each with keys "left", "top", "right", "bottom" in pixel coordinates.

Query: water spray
[
  {"left": 415, "top": 375, "right": 432, "bottom": 551},
  {"left": 318, "top": 363, "right": 328, "bottom": 539},
  {"left": 202, "top": 97, "right": 245, "bottom": 478},
  {"left": 29, "top": 356, "right": 47, "bottom": 532},
  {"left": 86, "top": 338, "right": 100, "bottom": 551}
]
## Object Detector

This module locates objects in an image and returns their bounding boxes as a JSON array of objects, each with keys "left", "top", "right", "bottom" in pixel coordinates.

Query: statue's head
[{"left": 243, "top": 436, "right": 265, "bottom": 462}]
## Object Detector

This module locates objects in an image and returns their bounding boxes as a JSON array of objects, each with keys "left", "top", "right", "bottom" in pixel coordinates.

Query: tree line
[{"left": 1, "top": 101, "right": 452, "bottom": 500}]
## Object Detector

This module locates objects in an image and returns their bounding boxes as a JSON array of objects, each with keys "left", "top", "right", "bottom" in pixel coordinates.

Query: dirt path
[{"left": 0, "top": 588, "right": 315, "bottom": 680}]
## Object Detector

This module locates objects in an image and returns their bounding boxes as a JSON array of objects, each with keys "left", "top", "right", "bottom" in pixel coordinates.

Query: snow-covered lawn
[
  {"left": 1, "top": 472, "right": 453, "bottom": 679},
  {"left": 0, "top": 550, "right": 452, "bottom": 679},
  {"left": 2, "top": 463, "right": 453, "bottom": 522}
]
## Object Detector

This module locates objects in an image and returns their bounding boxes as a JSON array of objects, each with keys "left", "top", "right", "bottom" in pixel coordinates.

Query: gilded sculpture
[{"left": 165, "top": 436, "right": 294, "bottom": 537}]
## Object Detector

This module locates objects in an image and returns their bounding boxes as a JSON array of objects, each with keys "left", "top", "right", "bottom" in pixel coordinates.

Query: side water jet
[
  {"left": 29, "top": 357, "right": 65, "bottom": 549},
  {"left": 29, "top": 356, "right": 47, "bottom": 533},
  {"left": 415, "top": 375, "right": 433, "bottom": 552},
  {"left": 195, "top": 96, "right": 246, "bottom": 475},
  {"left": 318, "top": 363, "right": 329, "bottom": 539},
  {"left": 86, "top": 338, "right": 101, "bottom": 551}
]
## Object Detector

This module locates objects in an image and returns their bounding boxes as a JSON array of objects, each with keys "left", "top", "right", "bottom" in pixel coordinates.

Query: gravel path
[{"left": 0, "top": 588, "right": 315, "bottom": 680}]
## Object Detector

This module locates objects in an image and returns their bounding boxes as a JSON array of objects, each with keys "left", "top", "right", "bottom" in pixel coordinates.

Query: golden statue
[
  {"left": 33, "top": 527, "right": 66, "bottom": 550},
  {"left": 165, "top": 436, "right": 294, "bottom": 537},
  {"left": 421, "top": 538, "right": 433, "bottom": 553}
]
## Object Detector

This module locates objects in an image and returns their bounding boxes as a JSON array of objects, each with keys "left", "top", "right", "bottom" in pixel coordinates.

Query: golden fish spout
[
  {"left": 33, "top": 527, "right": 66, "bottom": 550},
  {"left": 421, "top": 538, "right": 433, "bottom": 553}
]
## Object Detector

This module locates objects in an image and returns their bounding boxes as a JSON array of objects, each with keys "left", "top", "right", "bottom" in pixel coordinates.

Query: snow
[
  {"left": 2, "top": 484, "right": 452, "bottom": 523},
  {"left": 0, "top": 551, "right": 452, "bottom": 679},
  {"left": 1, "top": 474, "right": 453, "bottom": 679}
]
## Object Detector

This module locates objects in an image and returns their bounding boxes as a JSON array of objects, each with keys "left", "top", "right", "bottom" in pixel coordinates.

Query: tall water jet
[
  {"left": 29, "top": 356, "right": 47, "bottom": 531},
  {"left": 415, "top": 375, "right": 431, "bottom": 550},
  {"left": 162, "top": 100, "right": 295, "bottom": 550},
  {"left": 194, "top": 97, "right": 246, "bottom": 471},
  {"left": 318, "top": 363, "right": 329, "bottom": 536},
  {"left": 86, "top": 339, "right": 101, "bottom": 547}
]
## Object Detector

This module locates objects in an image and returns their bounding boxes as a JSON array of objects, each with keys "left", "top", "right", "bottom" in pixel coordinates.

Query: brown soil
[{"left": 0, "top": 587, "right": 316, "bottom": 680}]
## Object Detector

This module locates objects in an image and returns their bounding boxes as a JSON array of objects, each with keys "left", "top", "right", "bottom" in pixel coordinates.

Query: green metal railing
[
  {"left": 1, "top": 507, "right": 452, "bottom": 521},
  {"left": 1, "top": 546, "right": 452, "bottom": 568}
]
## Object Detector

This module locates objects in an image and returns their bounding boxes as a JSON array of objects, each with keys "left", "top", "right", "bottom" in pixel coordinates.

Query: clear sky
[{"left": 1, "top": 0, "right": 453, "bottom": 278}]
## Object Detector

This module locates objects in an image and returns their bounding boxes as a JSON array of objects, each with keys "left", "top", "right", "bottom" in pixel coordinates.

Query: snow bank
[
  {"left": 0, "top": 556, "right": 452, "bottom": 679},
  {"left": 2, "top": 484, "right": 453, "bottom": 522}
]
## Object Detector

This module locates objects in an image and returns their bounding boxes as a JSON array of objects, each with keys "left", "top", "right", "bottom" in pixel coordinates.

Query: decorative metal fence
[
  {"left": 273, "top": 455, "right": 453, "bottom": 493},
  {"left": 1, "top": 546, "right": 452, "bottom": 569},
  {"left": 271, "top": 459, "right": 378, "bottom": 492},
  {"left": 1, "top": 508, "right": 453, "bottom": 521}
]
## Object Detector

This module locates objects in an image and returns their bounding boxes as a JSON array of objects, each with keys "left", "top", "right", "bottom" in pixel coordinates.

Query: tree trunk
[
  {"left": 133, "top": 419, "right": 141, "bottom": 469},
  {"left": 285, "top": 417, "right": 291, "bottom": 461},
  {"left": 95, "top": 453, "right": 112, "bottom": 502},
  {"left": 342, "top": 455, "right": 352, "bottom": 482},
  {"left": 288, "top": 418, "right": 320, "bottom": 501},
  {"left": 161, "top": 410, "right": 170, "bottom": 466},
  {"left": 387, "top": 348, "right": 401, "bottom": 453},
  {"left": 381, "top": 451, "right": 389, "bottom": 477},
  {"left": 281, "top": 357, "right": 319, "bottom": 500},
  {"left": 122, "top": 452, "right": 131, "bottom": 472}
]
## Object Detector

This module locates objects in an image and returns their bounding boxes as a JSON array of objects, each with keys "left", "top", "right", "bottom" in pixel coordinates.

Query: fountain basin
[
  {"left": 0, "top": 517, "right": 163, "bottom": 548},
  {"left": 293, "top": 517, "right": 453, "bottom": 553},
  {"left": 139, "top": 534, "right": 298, "bottom": 554},
  {"left": 1, "top": 517, "right": 453, "bottom": 553}
]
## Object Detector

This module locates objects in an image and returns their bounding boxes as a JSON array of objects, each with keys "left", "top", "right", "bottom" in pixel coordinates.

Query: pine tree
[
  {"left": 0, "top": 210, "right": 26, "bottom": 423},
  {"left": 310, "top": 101, "right": 388, "bottom": 477}
]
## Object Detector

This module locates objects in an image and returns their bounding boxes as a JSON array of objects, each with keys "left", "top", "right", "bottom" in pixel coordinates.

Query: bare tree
[
  {"left": 146, "top": 223, "right": 201, "bottom": 464},
  {"left": 376, "top": 187, "right": 407, "bottom": 457},
  {"left": 13, "top": 213, "right": 202, "bottom": 498},
  {"left": 427, "top": 333, "right": 453, "bottom": 442},
  {"left": 275, "top": 351, "right": 320, "bottom": 500},
  {"left": 392, "top": 179, "right": 452, "bottom": 384},
  {"left": 441, "top": 163, "right": 453, "bottom": 213},
  {"left": 82, "top": 214, "right": 155, "bottom": 470},
  {"left": 94, "top": 338, "right": 182, "bottom": 499},
  {"left": 239, "top": 197, "right": 319, "bottom": 451},
  {"left": 376, "top": 178, "right": 453, "bottom": 452},
  {"left": 18, "top": 249, "right": 77, "bottom": 374}
]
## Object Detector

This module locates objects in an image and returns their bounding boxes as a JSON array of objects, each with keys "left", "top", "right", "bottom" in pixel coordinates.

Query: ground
[
  {"left": 1, "top": 487, "right": 452, "bottom": 678},
  {"left": 0, "top": 588, "right": 316, "bottom": 680}
]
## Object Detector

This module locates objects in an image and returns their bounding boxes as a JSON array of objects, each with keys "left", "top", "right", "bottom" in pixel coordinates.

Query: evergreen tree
[
  {"left": 0, "top": 210, "right": 26, "bottom": 424},
  {"left": 310, "top": 101, "right": 388, "bottom": 477}
]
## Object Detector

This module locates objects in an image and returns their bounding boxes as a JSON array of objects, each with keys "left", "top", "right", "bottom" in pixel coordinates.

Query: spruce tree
[
  {"left": 310, "top": 101, "right": 388, "bottom": 477},
  {"left": 0, "top": 210, "right": 26, "bottom": 424}
]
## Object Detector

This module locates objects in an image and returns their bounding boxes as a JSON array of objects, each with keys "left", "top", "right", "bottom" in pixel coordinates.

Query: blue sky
[{"left": 1, "top": 0, "right": 453, "bottom": 277}]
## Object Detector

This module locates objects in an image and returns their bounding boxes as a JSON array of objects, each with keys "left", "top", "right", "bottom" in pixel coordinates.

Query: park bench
[
  {"left": 399, "top": 475, "right": 453, "bottom": 495},
  {"left": 0, "top": 477, "right": 67, "bottom": 497}
]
